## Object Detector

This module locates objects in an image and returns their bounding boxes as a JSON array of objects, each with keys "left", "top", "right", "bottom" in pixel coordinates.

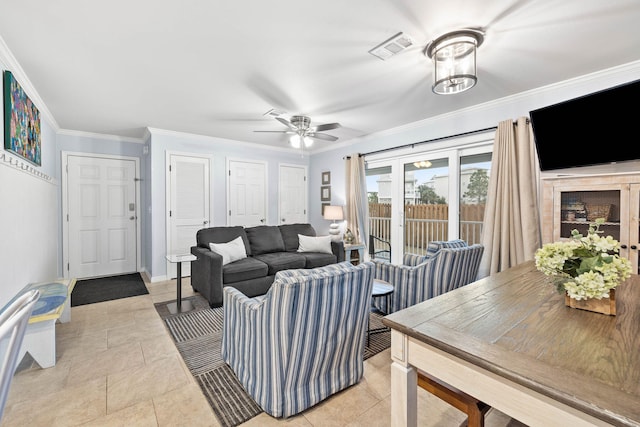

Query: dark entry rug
[
  {"left": 71, "top": 272, "right": 149, "bottom": 306},
  {"left": 154, "top": 295, "right": 390, "bottom": 427}
]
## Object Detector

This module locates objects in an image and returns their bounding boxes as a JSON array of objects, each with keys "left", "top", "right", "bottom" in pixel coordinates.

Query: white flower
[{"left": 534, "top": 219, "right": 632, "bottom": 300}]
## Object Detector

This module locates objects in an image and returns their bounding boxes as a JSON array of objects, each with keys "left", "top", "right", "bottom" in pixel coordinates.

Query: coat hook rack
[{"left": 0, "top": 152, "right": 54, "bottom": 183}]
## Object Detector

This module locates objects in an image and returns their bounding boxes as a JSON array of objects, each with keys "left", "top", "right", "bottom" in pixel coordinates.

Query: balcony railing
[{"left": 368, "top": 216, "right": 484, "bottom": 258}]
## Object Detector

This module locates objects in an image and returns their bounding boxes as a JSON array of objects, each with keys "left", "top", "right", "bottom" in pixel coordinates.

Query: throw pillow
[
  {"left": 297, "top": 234, "right": 333, "bottom": 254},
  {"left": 209, "top": 236, "right": 247, "bottom": 265}
]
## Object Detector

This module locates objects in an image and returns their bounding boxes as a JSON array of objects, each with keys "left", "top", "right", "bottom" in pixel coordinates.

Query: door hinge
[
  {"left": 304, "top": 175, "right": 306, "bottom": 181},
  {"left": 169, "top": 210, "right": 172, "bottom": 217},
  {"left": 229, "top": 210, "right": 231, "bottom": 216},
  {"left": 67, "top": 263, "right": 69, "bottom": 271},
  {"left": 228, "top": 170, "right": 231, "bottom": 176},
  {"left": 66, "top": 214, "right": 69, "bottom": 221},
  {"left": 169, "top": 165, "right": 172, "bottom": 172}
]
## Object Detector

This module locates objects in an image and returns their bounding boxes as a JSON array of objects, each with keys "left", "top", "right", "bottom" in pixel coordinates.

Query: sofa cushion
[
  {"left": 245, "top": 226, "right": 286, "bottom": 255},
  {"left": 254, "top": 252, "right": 306, "bottom": 275},
  {"left": 197, "top": 226, "right": 252, "bottom": 256},
  {"left": 299, "top": 252, "right": 339, "bottom": 269},
  {"left": 209, "top": 236, "right": 247, "bottom": 265},
  {"left": 223, "top": 257, "right": 268, "bottom": 284},
  {"left": 279, "top": 223, "right": 316, "bottom": 252},
  {"left": 297, "top": 234, "right": 332, "bottom": 254}
]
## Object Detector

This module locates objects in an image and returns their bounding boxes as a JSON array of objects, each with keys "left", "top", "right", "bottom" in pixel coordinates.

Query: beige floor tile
[
  {"left": 2, "top": 377, "right": 107, "bottom": 427},
  {"left": 240, "top": 412, "right": 312, "bottom": 426},
  {"left": 153, "top": 383, "right": 219, "bottom": 427},
  {"left": 106, "top": 354, "right": 190, "bottom": 413},
  {"left": 78, "top": 400, "right": 157, "bottom": 427},
  {"left": 302, "top": 381, "right": 381, "bottom": 426},
  {"left": 5, "top": 357, "right": 73, "bottom": 405},
  {"left": 67, "top": 341, "right": 145, "bottom": 385},
  {"left": 345, "top": 398, "right": 391, "bottom": 427},
  {"left": 56, "top": 329, "right": 109, "bottom": 361},
  {"left": 139, "top": 334, "right": 180, "bottom": 363},
  {"left": 106, "top": 317, "right": 167, "bottom": 348}
]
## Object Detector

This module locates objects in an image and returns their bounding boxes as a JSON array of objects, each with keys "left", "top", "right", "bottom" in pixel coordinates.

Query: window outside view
[{"left": 367, "top": 153, "right": 491, "bottom": 257}]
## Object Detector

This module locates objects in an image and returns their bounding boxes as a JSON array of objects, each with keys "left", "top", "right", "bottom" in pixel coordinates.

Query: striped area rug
[{"left": 155, "top": 295, "right": 390, "bottom": 427}]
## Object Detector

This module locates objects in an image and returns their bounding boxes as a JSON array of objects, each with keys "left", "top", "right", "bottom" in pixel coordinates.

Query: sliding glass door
[{"left": 365, "top": 134, "right": 492, "bottom": 263}]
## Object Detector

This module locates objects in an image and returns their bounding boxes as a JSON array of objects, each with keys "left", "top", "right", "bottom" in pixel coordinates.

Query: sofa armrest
[
  {"left": 331, "top": 241, "right": 345, "bottom": 262},
  {"left": 190, "top": 246, "right": 225, "bottom": 307}
]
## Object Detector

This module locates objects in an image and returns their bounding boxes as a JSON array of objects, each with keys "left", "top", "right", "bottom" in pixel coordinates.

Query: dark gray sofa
[{"left": 190, "top": 223, "right": 345, "bottom": 307}]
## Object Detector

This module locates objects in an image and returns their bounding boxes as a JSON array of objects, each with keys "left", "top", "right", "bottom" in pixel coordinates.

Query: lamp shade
[
  {"left": 425, "top": 29, "right": 484, "bottom": 95},
  {"left": 323, "top": 205, "right": 344, "bottom": 221}
]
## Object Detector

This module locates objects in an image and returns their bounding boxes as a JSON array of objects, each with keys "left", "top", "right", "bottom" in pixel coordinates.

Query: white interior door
[
  {"left": 67, "top": 155, "right": 137, "bottom": 279},
  {"left": 228, "top": 159, "right": 266, "bottom": 226},
  {"left": 279, "top": 164, "right": 307, "bottom": 224},
  {"left": 167, "top": 153, "right": 211, "bottom": 279}
]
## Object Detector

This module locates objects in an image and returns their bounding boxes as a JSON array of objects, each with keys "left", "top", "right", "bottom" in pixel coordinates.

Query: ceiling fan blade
[
  {"left": 312, "top": 122, "right": 341, "bottom": 132},
  {"left": 276, "top": 117, "right": 295, "bottom": 129},
  {"left": 254, "top": 130, "right": 295, "bottom": 134},
  {"left": 309, "top": 133, "right": 338, "bottom": 142}
]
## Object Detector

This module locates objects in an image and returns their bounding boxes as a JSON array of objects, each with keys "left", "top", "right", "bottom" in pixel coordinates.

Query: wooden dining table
[{"left": 382, "top": 260, "right": 640, "bottom": 427}]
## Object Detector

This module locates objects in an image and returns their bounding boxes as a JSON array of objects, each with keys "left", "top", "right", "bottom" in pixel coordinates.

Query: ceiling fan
[{"left": 254, "top": 112, "right": 341, "bottom": 150}]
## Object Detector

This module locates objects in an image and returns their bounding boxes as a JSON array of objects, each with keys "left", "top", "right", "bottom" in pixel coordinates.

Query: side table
[
  {"left": 368, "top": 279, "right": 393, "bottom": 346},
  {"left": 165, "top": 253, "right": 197, "bottom": 314},
  {"left": 344, "top": 242, "right": 366, "bottom": 264}
]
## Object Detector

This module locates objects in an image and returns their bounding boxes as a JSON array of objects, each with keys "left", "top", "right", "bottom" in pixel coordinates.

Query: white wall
[{"left": 0, "top": 60, "right": 59, "bottom": 307}]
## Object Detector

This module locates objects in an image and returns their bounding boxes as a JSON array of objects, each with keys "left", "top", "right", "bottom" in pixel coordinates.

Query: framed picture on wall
[
  {"left": 3, "top": 70, "right": 41, "bottom": 166},
  {"left": 321, "top": 185, "right": 331, "bottom": 201},
  {"left": 322, "top": 171, "right": 331, "bottom": 185}
]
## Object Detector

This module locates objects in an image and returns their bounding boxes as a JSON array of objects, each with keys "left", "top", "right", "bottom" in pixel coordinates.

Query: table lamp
[{"left": 323, "top": 205, "right": 344, "bottom": 240}]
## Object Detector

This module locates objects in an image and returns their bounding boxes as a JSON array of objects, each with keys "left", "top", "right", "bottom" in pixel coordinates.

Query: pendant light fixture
[{"left": 424, "top": 28, "right": 484, "bottom": 95}]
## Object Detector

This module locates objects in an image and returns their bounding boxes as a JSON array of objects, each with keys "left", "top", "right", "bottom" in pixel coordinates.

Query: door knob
[
  {"left": 621, "top": 244, "right": 628, "bottom": 249},
  {"left": 203, "top": 220, "right": 209, "bottom": 225},
  {"left": 282, "top": 218, "right": 286, "bottom": 222},
  {"left": 631, "top": 245, "right": 638, "bottom": 250},
  {"left": 129, "top": 216, "right": 136, "bottom": 220}
]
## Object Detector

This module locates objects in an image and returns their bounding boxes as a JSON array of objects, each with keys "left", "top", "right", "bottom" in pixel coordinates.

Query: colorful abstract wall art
[{"left": 3, "top": 70, "right": 41, "bottom": 166}]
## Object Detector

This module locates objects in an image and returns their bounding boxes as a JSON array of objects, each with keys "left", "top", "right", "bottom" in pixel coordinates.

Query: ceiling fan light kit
[
  {"left": 425, "top": 28, "right": 484, "bottom": 95},
  {"left": 255, "top": 113, "right": 340, "bottom": 153}
]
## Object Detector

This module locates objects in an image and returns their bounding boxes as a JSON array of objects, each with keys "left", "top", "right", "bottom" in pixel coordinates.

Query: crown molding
[
  {"left": 0, "top": 35, "right": 59, "bottom": 131},
  {"left": 57, "top": 128, "right": 145, "bottom": 144}
]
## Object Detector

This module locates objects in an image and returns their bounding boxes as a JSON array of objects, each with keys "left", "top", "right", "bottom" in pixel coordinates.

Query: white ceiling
[{"left": 1, "top": 0, "right": 640, "bottom": 150}]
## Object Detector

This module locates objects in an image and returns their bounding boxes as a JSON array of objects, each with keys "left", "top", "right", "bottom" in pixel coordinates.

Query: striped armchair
[
  {"left": 373, "top": 240, "right": 484, "bottom": 314},
  {"left": 222, "top": 261, "right": 375, "bottom": 418}
]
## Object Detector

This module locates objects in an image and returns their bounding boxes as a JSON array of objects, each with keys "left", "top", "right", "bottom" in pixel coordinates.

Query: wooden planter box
[{"left": 565, "top": 288, "right": 616, "bottom": 315}]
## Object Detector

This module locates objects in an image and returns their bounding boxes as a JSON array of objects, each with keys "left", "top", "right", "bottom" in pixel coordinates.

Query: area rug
[
  {"left": 71, "top": 272, "right": 149, "bottom": 306},
  {"left": 154, "top": 295, "right": 391, "bottom": 427}
]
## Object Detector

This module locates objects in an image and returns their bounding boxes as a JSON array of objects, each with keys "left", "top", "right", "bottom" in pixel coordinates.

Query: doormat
[{"left": 71, "top": 272, "right": 149, "bottom": 306}]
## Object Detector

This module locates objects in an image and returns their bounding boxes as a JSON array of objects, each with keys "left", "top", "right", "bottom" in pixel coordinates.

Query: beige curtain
[
  {"left": 478, "top": 117, "right": 541, "bottom": 277},
  {"left": 345, "top": 153, "right": 369, "bottom": 250}
]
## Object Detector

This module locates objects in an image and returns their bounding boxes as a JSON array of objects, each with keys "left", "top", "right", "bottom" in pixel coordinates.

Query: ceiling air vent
[{"left": 369, "top": 32, "right": 414, "bottom": 60}]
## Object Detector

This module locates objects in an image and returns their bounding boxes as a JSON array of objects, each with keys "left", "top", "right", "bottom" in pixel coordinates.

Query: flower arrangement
[{"left": 534, "top": 218, "right": 632, "bottom": 300}]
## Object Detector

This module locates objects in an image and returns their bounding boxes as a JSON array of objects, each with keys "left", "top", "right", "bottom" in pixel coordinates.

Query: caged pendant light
[{"left": 424, "top": 28, "right": 484, "bottom": 95}]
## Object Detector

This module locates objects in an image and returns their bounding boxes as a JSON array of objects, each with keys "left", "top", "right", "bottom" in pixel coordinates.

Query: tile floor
[{"left": 1, "top": 276, "right": 522, "bottom": 427}]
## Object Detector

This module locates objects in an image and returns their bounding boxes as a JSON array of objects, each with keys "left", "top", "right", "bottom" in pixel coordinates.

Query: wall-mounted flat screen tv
[{"left": 530, "top": 79, "right": 640, "bottom": 171}]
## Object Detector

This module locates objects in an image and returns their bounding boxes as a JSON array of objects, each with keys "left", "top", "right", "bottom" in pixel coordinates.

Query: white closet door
[
  {"left": 279, "top": 164, "right": 307, "bottom": 224},
  {"left": 167, "top": 153, "right": 211, "bottom": 279},
  {"left": 228, "top": 159, "right": 266, "bottom": 226}
]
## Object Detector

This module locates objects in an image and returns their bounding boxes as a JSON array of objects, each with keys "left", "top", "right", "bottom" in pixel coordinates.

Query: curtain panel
[
  {"left": 345, "top": 154, "right": 369, "bottom": 254},
  {"left": 479, "top": 117, "right": 541, "bottom": 277}
]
